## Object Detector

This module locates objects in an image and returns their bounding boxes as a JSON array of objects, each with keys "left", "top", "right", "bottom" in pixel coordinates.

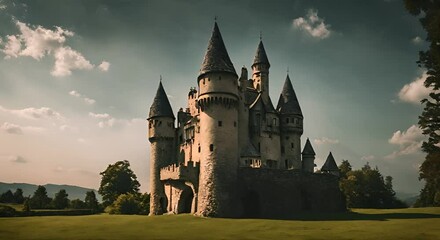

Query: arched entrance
[
  {"left": 241, "top": 190, "right": 261, "bottom": 218},
  {"left": 177, "top": 186, "right": 194, "bottom": 214},
  {"left": 160, "top": 197, "right": 168, "bottom": 213}
]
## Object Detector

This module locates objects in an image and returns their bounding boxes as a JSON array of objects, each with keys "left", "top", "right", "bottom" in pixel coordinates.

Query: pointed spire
[
  {"left": 276, "top": 74, "right": 302, "bottom": 116},
  {"left": 148, "top": 81, "right": 175, "bottom": 120},
  {"left": 321, "top": 152, "right": 339, "bottom": 172},
  {"left": 302, "top": 138, "right": 316, "bottom": 155},
  {"left": 252, "top": 40, "right": 270, "bottom": 67},
  {"left": 199, "top": 22, "right": 236, "bottom": 78}
]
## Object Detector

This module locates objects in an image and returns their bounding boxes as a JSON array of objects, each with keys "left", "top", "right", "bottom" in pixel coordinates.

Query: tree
[
  {"left": 84, "top": 191, "right": 99, "bottom": 212},
  {"left": 13, "top": 188, "right": 25, "bottom": 204},
  {"left": 99, "top": 160, "right": 140, "bottom": 207},
  {"left": 0, "top": 190, "right": 14, "bottom": 203},
  {"left": 405, "top": 0, "right": 440, "bottom": 206},
  {"left": 23, "top": 198, "right": 31, "bottom": 213},
  {"left": 30, "top": 186, "right": 52, "bottom": 209},
  {"left": 339, "top": 160, "right": 352, "bottom": 179},
  {"left": 139, "top": 192, "right": 150, "bottom": 215},
  {"left": 106, "top": 193, "right": 141, "bottom": 215},
  {"left": 52, "top": 189, "right": 69, "bottom": 209},
  {"left": 70, "top": 199, "right": 86, "bottom": 209}
]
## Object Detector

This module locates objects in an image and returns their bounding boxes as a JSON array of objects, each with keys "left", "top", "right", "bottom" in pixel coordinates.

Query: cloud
[
  {"left": 89, "top": 112, "right": 115, "bottom": 128},
  {"left": 51, "top": 46, "right": 94, "bottom": 77},
  {"left": 313, "top": 137, "right": 339, "bottom": 145},
  {"left": 1, "top": 122, "right": 45, "bottom": 134},
  {"left": 386, "top": 125, "right": 425, "bottom": 159},
  {"left": 398, "top": 71, "right": 432, "bottom": 104},
  {"left": 98, "top": 61, "right": 110, "bottom": 72},
  {"left": 292, "top": 9, "right": 331, "bottom": 39},
  {"left": 0, "top": 105, "right": 62, "bottom": 120},
  {"left": 69, "top": 90, "right": 96, "bottom": 105},
  {"left": 1, "top": 20, "right": 107, "bottom": 77},
  {"left": 361, "top": 155, "right": 375, "bottom": 161},
  {"left": 0, "top": 155, "right": 28, "bottom": 164},
  {"left": 412, "top": 36, "right": 422, "bottom": 44},
  {"left": 89, "top": 112, "right": 110, "bottom": 119}
]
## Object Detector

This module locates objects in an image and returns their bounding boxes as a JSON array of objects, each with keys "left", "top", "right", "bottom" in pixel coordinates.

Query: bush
[
  {"left": 105, "top": 193, "right": 140, "bottom": 215},
  {"left": 0, "top": 205, "right": 17, "bottom": 217}
]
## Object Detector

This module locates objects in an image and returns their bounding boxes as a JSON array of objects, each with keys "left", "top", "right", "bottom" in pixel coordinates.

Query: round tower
[
  {"left": 196, "top": 22, "right": 239, "bottom": 217},
  {"left": 148, "top": 81, "right": 176, "bottom": 215},
  {"left": 277, "top": 74, "right": 303, "bottom": 169},
  {"left": 251, "top": 40, "right": 270, "bottom": 101},
  {"left": 302, "top": 138, "right": 316, "bottom": 172}
]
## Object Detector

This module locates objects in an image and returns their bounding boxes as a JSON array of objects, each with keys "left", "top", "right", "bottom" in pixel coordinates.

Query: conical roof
[
  {"left": 276, "top": 74, "right": 302, "bottom": 116},
  {"left": 321, "top": 152, "right": 339, "bottom": 171},
  {"left": 148, "top": 82, "right": 175, "bottom": 119},
  {"left": 302, "top": 138, "right": 315, "bottom": 155},
  {"left": 199, "top": 22, "right": 236, "bottom": 78},
  {"left": 252, "top": 41, "right": 270, "bottom": 67}
]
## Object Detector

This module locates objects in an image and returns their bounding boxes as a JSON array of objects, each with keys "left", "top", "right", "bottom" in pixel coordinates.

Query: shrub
[
  {"left": 0, "top": 205, "right": 17, "bottom": 217},
  {"left": 106, "top": 193, "right": 140, "bottom": 215}
]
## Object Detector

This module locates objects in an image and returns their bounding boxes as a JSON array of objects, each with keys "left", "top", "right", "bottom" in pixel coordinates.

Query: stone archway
[
  {"left": 177, "top": 185, "right": 194, "bottom": 214},
  {"left": 241, "top": 190, "right": 261, "bottom": 218}
]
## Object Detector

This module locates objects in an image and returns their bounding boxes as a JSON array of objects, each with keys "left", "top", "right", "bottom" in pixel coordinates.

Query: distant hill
[
  {"left": 0, "top": 182, "right": 102, "bottom": 202},
  {"left": 395, "top": 192, "right": 419, "bottom": 207}
]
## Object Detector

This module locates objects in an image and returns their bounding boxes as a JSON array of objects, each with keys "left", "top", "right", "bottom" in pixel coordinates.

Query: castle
[{"left": 148, "top": 22, "right": 345, "bottom": 218}]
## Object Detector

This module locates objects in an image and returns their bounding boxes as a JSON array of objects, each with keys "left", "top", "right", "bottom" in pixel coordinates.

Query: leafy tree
[
  {"left": 405, "top": 0, "right": 440, "bottom": 206},
  {"left": 139, "top": 192, "right": 150, "bottom": 215},
  {"left": 52, "top": 189, "right": 69, "bottom": 209},
  {"left": 30, "top": 186, "right": 52, "bottom": 209},
  {"left": 339, "top": 160, "right": 352, "bottom": 179},
  {"left": 23, "top": 198, "right": 31, "bottom": 213},
  {"left": 105, "top": 193, "right": 141, "bottom": 215},
  {"left": 70, "top": 199, "right": 86, "bottom": 209},
  {"left": 0, "top": 190, "right": 14, "bottom": 203},
  {"left": 84, "top": 191, "right": 99, "bottom": 212},
  {"left": 99, "top": 160, "right": 140, "bottom": 207},
  {"left": 13, "top": 188, "right": 25, "bottom": 204}
]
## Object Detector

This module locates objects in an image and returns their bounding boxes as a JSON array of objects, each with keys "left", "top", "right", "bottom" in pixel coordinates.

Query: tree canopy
[
  {"left": 404, "top": 0, "right": 440, "bottom": 207},
  {"left": 30, "top": 185, "right": 52, "bottom": 209},
  {"left": 52, "top": 189, "right": 69, "bottom": 209},
  {"left": 98, "top": 160, "right": 141, "bottom": 207}
]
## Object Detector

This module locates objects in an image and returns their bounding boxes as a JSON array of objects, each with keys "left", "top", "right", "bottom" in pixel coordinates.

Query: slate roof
[
  {"left": 302, "top": 138, "right": 316, "bottom": 155},
  {"left": 321, "top": 152, "right": 339, "bottom": 172},
  {"left": 148, "top": 82, "right": 175, "bottom": 119},
  {"left": 276, "top": 74, "right": 302, "bottom": 116},
  {"left": 252, "top": 40, "right": 270, "bottom": 67},
  {"left": 199, "top": 22, "right": 236, "bottom": 78}
]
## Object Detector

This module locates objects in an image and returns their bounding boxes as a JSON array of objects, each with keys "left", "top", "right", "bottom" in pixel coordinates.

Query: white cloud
[
  {"left": 398, "top": 71, "right": 432, "bottom": 104},
  {"left": 0, "top": 4, "right": 6, "bottom": 10},
  {"left": 361, "top": 155, "right": 375, "bottom": 161},
  {"left": 292, "top": 9, "right": 331, "bottom": 39},
  {"left": 1, "top": 122, "right": 45, "bottom": 135},
  {"left": 2, "top": 35, "right": 21, "bottom": 59},
  {"left": 69, "top": 90, "right": 96, "bottom": 105},
  {"left": 89, "top": 112, "right": 110, "bottom": 119},
  {"left": 0, "top": 105, "right": 62, "bottom": 120},
  {"left": 51, "top": 46, "right": 94, "bottom": 77},
  {"left": 386, "top": 125, "right": 425, "bottom": 159},
  {"left": 313, "top": 137, "right": 339, "bottom": 145},
  {"left": 98, "top": 61, "right": 110, "bottom": 72},
  {"left": 98, "top": 118, "right": 115, "bottom": 128},
  {"left": 412, "top": 36, "right": 422, "bottom": 44}
]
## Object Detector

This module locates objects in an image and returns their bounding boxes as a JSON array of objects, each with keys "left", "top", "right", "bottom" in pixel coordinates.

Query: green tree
[
  {"left": 139, "top": 192, "right": 150, "bottom": 215},
  {"left": 52, "top": 189, "right": 69, "bottom": 209},
  {"left": 339, "top": 160, "right": 352, "bottom": 179},
  {"left": 405, "top": 0, "right": 440, "bottom": 207},
  {"left": 106, "top": 193, "right": 141, "bottom": 215},
  {"left": 30, "top": 186, "right": 52, "bottom": 209},
  {"left": 70, "top": 199, "right": 86, "bottom": 209},
  {"left": 13, "top": 188, "right": 25, "bottom": 204},
  {"left": 23, "top": 198, "right": 31, "bottom": 213},
  {"left": 85, "top": 191, "right": 99, "bottom": 212},
  {"left": 99, "top": 160, "right": 140, "bottom": 207},
  {"left": 0, "top": 190, "right": 14, "bottom": 203}
]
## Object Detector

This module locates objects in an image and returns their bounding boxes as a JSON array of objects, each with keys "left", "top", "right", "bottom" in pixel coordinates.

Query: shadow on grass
[{"left": 241, "top": 210, "right": 440, "bottom": 221}]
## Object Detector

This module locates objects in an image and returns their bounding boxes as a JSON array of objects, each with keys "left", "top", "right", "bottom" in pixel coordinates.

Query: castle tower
[
  {"left": 238, "top": 67, "right": 250, "bottom": 153},
  {"left": 277, "top": 74, "right": 303, "bottom": 169},
  {"left": 148, "top": 81, "right": 176, "bottom": 215},
  {"left": 321, "top": 152, "right": 340, "bottom": 176},
  {"left": 196, "top": 22, "right": 239, "bottom": 217},
  {"left": 302, "top": 138, "right": 316, "bottom": 172},
  {"left": 251, "top": 40, "right": 270, "bottom": 101}
]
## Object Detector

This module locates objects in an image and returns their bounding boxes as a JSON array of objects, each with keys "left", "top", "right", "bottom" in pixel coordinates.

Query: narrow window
[
  {"left": 285, "top": 159, "right": 288, "bottom": 169},
  {"left": 286, "top": 118, "right": 289, "bottom": 123},
  {"left": 210, "top": 144, "right": 214, "bottom": 152},
  {"left": 258, "top": 142, "right": 261, "bottom": 152},
  {"left": 198, "top": 146, "right": 201, "bottom": 153},
  {"left": 234, "top": 121, "right": 237, "bottom": 127},
  {"left": 218, "top": 121, "right": 222, "bottom": 127},
  {"left": 291, "top": 142, "right": 294, "bottom": 149}
]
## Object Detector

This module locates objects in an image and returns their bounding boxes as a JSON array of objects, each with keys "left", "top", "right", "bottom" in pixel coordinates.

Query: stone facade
[{"left": 147, "top": 22, "right": 344, "bottom": 218}]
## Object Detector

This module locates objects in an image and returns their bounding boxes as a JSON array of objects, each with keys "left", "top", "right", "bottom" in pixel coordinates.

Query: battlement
[{"left": 160, "top": 161, "right": 200, "bottom": 183}]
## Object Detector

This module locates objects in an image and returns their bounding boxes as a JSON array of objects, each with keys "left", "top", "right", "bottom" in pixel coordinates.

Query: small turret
[
  {"left": 251, "top": 40, "right": 270, "bottom": 99},
  {"left": 321, "top": 152, "right": 340, "bottom": 176},
  {"left": 301, "top": 138, "right": 316, "bottom": 172},
  {"left": 239, "top": 66, "right": 249, "bottom": 91},
  {"left": 148, "top": 81, "right": 176, "bottom": 215}
]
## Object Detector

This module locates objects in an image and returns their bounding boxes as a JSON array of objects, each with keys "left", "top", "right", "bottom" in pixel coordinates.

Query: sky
[{"left": 0, "top": 0, "right": 430, "bottom": 195}]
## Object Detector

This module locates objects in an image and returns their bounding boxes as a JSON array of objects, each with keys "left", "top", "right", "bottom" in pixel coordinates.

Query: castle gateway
[{"left": 147, "top": 22, "right": 345, "bottom": 218}]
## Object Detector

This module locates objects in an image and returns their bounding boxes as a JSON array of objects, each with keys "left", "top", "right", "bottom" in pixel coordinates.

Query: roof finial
[
  {"left": 214, "top": 16, "right": 218, "bottom": 22},
  {"left": 287, "top": 67, "right": 289, "bottom": 74},
  {"left": 160, "top": 75, "right": 162, "bottom": 82},
  {"left": 260, "top": 31, "right": 262, "bottom": 41}
]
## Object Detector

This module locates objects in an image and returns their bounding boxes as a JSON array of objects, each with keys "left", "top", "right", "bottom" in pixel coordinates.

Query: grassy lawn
[{"left": 0, "top": 208, "right": 439, "bottom": 240}]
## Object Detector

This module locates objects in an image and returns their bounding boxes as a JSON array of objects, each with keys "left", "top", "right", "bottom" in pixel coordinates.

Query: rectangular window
[
  {"left": 198, "top": 146, "right": 201, "bottom": 153},
  {"left": 210, "top": 144, "right": 214, "bottom": 152},
  {"left": 286, "top": 118, "right": 289, "bottom": 123},
  {"left": 218, "top": 121, "right": 222, "bottom": 127},
  {"left": 291, "top": 142, "right": 294, "bottom": 149},
  {"left": 234, "top": 121, "right": 237, "bottom": 127}
]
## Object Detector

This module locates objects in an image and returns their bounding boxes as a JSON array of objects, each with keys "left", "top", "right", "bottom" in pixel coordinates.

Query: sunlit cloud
[
  {"left": 292, "top": 9, "right": 331, "bottom": 39},
  {"left": 0, "top": 105, "right": 62, "bottom": 120},
  {"left": 314, "top": 137, "right": 339, "bottom": 145},
  {"left": 398, "top": 71, "right": 432, "bottom": 104},
  {"left": 98, "top": 61, "right": 110, "bottom": 72},
  {"left": 69, "top": 90, "right": 96, "bottom": 105},
  {"left": 385, "top": 125, "right": 425, "bottom": 159},
  {"left": 1, "top": 122, "right": 45, "bottom": 134}
]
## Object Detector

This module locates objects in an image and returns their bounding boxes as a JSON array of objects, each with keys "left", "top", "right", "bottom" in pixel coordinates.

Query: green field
[{"left": 1, "top": 208, "right": 439, "bottom": 240}]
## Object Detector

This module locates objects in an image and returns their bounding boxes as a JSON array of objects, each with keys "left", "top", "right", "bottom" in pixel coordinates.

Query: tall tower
[
  {"left": 251, "top": 40, "right": 270, "bottom": 101},
  {"left": 148, "top": 81, "right": 176, "bottom": 215},
  {"left": 277, "top": 74, "right": 303, "bottom": 169},
  {"left": 196, "top": 22, "right": 239, "bottom": 217}
]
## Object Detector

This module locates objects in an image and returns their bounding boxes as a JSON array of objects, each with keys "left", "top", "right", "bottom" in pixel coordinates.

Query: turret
[
  {"left": 251, "top": 40, "right": 270, "bottom": 101},
  {"left": 277, "top": 74, "right": 303, "bottom": 169},
  {"left": 196, "top": 22, "right": 239, "bottom": 217},
  {"left": 301, "top": 138, "right": 316, "bottom": 172},
  {"left": 321, "top": 152, "right": 340, "bottom": 177},
  {"left": 148, "top": 81, "right": 176, "bottom": 215}
]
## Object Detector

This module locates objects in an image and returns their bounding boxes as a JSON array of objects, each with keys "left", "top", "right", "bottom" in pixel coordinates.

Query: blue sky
[{"left": 0, "top": 0, "right": 430, "bottom": 194}]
